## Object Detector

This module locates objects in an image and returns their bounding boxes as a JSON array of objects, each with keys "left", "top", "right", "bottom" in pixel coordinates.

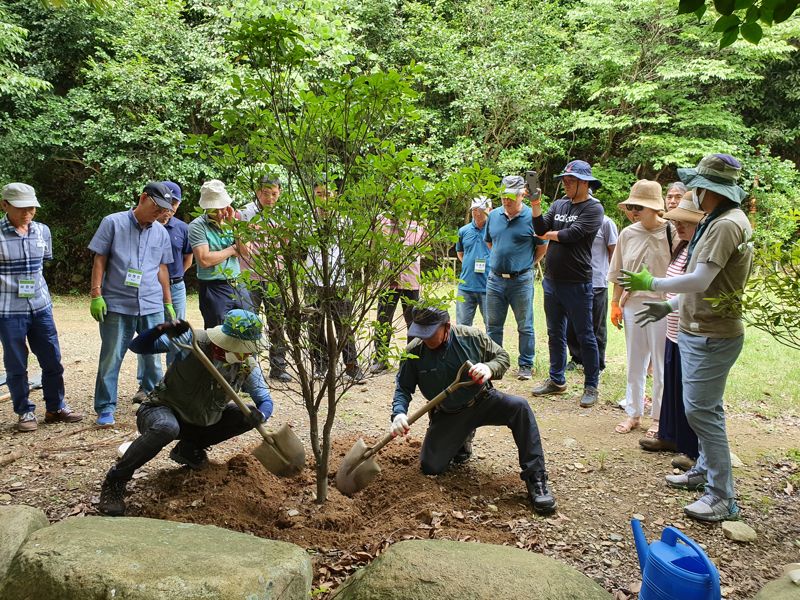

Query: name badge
[
  {"left": 18, "top": 278, "right": 35, "bottom": 298},
  {"left": 125, "top": 268, "right": 143, "bottom": 288},
  {"left": 474, "top": 259, "right": 486, "bottom": 274}
]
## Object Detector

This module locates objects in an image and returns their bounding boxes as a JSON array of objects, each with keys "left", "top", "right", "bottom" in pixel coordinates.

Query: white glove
[
  {"left": 468, "top": 362, "right": 492, "bottom": 384},
  {"left": 634, "top": 301, "right": 673, "bottom": 326},
  {"left": 391, "top": 413, "right": 410, "bottom": 437}
]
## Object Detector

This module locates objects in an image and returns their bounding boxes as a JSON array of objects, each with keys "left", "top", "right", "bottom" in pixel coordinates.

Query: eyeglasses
[
  {"left": 625, "top": 204, "right": 644, "bottom": 211},
  {"left": 149, "top": 196, "right": 172, "bottom": 214}
]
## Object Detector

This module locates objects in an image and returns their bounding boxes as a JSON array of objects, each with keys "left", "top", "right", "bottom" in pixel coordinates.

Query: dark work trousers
[
  {"left": 107, "top": 403, "right": 253, "bottom": 482},
  {"left": 307, "top": 286, "right": 356, "bottom": 369},
  {"left": 198, "top": 280, "right": 252, "bottom": 328},
  {"left": 658, "top": 339, "right": 699, "bottom": 459},
  {"left": 250, "top": 284, "right": 288, "bottom": 373},
  {"left": 566, "top": 286, "right": 609, "bottom": 370},
  {"left": 374, "top": 288, "right": 419, "bottom": 363},
  {"left": 420, "top": 388, "right": 547, "bottom": 482}
]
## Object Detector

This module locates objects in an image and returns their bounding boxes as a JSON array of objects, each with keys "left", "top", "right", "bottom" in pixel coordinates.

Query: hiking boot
[
  {"left": 369, "top": 360, "right": 389, "bottom": 375},
  {"left": 345, "top": 364, "right": 367, "bottom": 385},
  {"left": 526, "top": 472, "right": 557, "bottom": 516},
  {"left": 639, "top": 437, "right": 677, "bottom": 452},
  {"left": 531, "top": 379, "right": 567, "bottom": 396},
  {"left": 98, "top": 478, "right": 127, "bottom": 516},
  {"left": 44, "top": 404, "right": 84, "bottom": 424},
  {"left": 517, "top": 366, "right": 532, "bottom": 380},
  {"left": 665, "top": 467, "right": 706, "bottom": 491},
  {"left": 672, "top": 455, "right": 696, "bottom": 471},
  {"left": 269, "top": 369, "right": 292, "bottom": 383},
  {"left": 579, "top": 386, "right": 599, "bottom": 408},
  {"left": 16, "top": 411, "right": 37, "bottom": 433},
  {"left": 131, "top": 388, "right": 149, "bottom": 405},
  {"left": 452, "top": 430, "right": 476, "bottom": 465},
  {"left": 170, "top": 441, "right": 209, "bottom": 470},
  {"left": 96, "top": 412, "right": 116, "bottom": 428},
  {"left": 684, "top": 493, "right": 740, "bottom": 522}
]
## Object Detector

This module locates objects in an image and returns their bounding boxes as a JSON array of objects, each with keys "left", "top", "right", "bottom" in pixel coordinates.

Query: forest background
[{"left": 1, "top": 0, "right": 799, "bottom": 290}]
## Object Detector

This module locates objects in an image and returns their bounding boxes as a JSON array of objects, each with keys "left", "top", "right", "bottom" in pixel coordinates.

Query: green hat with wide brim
[{"left": 677, "top": 154, "right": 747, "bottom": 205}]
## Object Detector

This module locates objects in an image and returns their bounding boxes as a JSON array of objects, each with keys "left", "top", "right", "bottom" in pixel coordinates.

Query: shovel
[
  {"left": 173, "top": 324, "right": 305, "bottom": 477},
  {"left": 336, "top": 360, "right": 476, "bottom": 496}
]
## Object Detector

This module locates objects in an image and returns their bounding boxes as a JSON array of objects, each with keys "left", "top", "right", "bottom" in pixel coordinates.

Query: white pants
[{"left": 622, "top": 296, "right": 666, "bottom": 418}]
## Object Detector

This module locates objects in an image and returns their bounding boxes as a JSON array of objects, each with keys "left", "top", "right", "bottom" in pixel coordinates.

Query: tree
[{"left": 194, "top": 6, "right": 494, "bottom": 503}]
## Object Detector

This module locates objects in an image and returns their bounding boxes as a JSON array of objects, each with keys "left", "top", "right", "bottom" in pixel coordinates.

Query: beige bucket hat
[{"left": 618, "top": 179, "right": 664, "bottom": 212}]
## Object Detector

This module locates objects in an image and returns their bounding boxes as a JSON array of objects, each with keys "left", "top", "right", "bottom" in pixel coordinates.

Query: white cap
[
  {"left": 198, "top": 179, "right": 232, "bottom": 210},
  {"left": 470, "top": 196, "right": 491, "bottom": 213},
  {"left": 2, "top": 183, "right": 40, "bottom": 208}
]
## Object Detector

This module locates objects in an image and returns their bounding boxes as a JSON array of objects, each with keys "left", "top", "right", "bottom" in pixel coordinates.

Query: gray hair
[{"left": 666, "top": 181, "right": 687, "bottom": 195}]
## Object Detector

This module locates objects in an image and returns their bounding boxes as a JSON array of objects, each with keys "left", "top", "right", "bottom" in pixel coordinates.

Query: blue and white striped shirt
[{"left": 0, "top": 217, "right": 53, "bottom": 316}]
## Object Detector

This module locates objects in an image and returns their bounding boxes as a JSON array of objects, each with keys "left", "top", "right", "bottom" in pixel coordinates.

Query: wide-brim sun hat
[
  {"left": 663, "top": 192, "right": 705, "bottom": 224},
  {"left": 199, "top": 179, "right": 232, "bottom": 210},
  {"left": 2, "top": 182, "right": 41, "bottom": 208},
  {"left": 677, "top": 153, "right": 747, "bottom": 205},
  {"left": 554, "top": 160, "right": 602, "bottom": 190},
  {"left": 207, "top": 309, "right": 263, "bottom": 354},
  {"left": 617, "top": 179, "right": 664, "bottom": 212}
]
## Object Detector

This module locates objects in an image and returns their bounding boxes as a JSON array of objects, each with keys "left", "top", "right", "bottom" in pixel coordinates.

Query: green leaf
[
  {"left": 740, "top": 21, "right": 763, "bottom": 42},
  {"left": 713, "top": 14, "right": 741, "bottom": 31},
  {"left": 714, "top": 0, "right": 736, "bottom": 15},
  {"left": 719, "top": 25, "right": 740, "bottom": 47},
  {"left": 678, "top": 0, "right": 706, "bottom": 14},
  {"left": 744, "top": 5, "right": 761, "bottom": 21},
  {"left": 694, "top": 4, "right": 708, "bottom": 19},
  {"left": 774, "top": 0, "right": 799, "bottom": 23},
  {"left": 734, "top": 0, "right": 754, "bottom": 8}
]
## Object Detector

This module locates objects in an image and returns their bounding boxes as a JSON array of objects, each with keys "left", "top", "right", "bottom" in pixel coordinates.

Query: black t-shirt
[{"left": 533, "top": 196, "right": 605, "bottom": 283}]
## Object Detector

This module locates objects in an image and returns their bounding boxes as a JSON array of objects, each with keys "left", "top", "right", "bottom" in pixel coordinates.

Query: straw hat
[
  {"left": 617, "top": 179, "right": 664, "bottom": 212},
  {"left": 663, "top": 192, "right": 704, "bottom": 224}
]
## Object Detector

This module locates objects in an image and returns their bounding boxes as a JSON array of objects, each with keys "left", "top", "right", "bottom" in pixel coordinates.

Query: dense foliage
[{"left": 0, "top": 0, "right": 798, "bottom": 287}]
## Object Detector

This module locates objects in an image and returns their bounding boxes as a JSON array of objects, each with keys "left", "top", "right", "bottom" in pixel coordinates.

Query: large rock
[
  {"left": 0, "top": 505, "right": 49, "bottom": 582},
  {"left": 1, "top": 516, "right": 312, "bottom": 600},
  {"left": 754, "top": 575, "right": 800, "bottom": 600},
  {"left": 332, "top": 540, "right": 612, "bottom": 600}
]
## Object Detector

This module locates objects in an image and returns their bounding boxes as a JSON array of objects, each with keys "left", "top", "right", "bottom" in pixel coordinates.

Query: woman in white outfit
[{"left": 608, "top": 180, "right": 673, "bottom": 435}]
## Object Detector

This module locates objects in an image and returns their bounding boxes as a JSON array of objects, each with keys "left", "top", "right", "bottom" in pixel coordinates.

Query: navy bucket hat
[{"left": 554, "top": 160, "right": 602, "bottom": 190}]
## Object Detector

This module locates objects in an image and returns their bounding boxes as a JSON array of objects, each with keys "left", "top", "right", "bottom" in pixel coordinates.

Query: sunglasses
[{"left": 625, "top": 204, "right": 644, "bottom": 211}]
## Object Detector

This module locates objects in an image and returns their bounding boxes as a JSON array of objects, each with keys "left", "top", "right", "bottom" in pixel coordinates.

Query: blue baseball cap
[
  {"left": 161, "top": 181, "right": 182, "bottom": 202},
  {"left": 554, "top": 160, "right": 602, "bottom": 190}
]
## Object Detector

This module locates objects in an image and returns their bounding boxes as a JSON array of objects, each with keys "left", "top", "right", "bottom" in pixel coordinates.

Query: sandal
[
  {"left": 645, "top": 421, "right": 659, "bottom": 439},
  {"left": 614, "top": 417, "right": 641, "bottom": 434}
]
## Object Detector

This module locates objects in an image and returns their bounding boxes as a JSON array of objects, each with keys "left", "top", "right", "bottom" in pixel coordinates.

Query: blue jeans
[
  {"left": 95, "top": 311, "right": 164, "bottom": 415},
  {"left": 485, "top": 270, "right": 534, "bottom": 368},
  {"left": 137, "top": 281, "right": 186, "bottom": 381},
  {"left": 456, "top": 288, "right": 487, "bottom": 328},
  {"left": 678, "top": 332, "right": 743, "bottom": 500},
  {"left": 542, "top": 278, "right": 599, "bottom": 388},
  {"left": 0, "top": 308, "right": 65, "bottom": 415}
]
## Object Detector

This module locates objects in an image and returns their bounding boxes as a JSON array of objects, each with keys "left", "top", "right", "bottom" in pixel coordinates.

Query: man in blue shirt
[
  {"left": 0, "top": 183, "right": 83, "bottom": 431},
  {"left": 484, "top": 176, "right": 548, "bottom": 380},
  {"left": 455, "top": 196, "right": 491, "bottom": 328},
  {"left": 88, "top": 182, "right": 174, "bottom": 427}
]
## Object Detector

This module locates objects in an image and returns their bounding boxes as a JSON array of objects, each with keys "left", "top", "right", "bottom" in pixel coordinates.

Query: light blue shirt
[
  {"left": 88, "top": 210, "right": 172, "bottom": 316},
  {"left": 591, "top": 216, "right": 618, "bottom": 289},
  {"left": 456, "top": 220, "right": 490, "bottom": 292},
  {"left": 0, "top": 218, "right": 53, "bottom": 316}
]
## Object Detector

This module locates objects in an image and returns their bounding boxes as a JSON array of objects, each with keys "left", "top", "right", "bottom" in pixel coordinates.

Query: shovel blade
[
  {"left": 252, "top": 423, "right": 305, "bottom": 477},
  {"left": 335, "top": 438, "right": 382, "bottom": 496}
]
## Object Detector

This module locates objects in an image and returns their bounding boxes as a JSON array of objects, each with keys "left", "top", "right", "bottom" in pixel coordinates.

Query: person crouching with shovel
[
  {"left": 98, "top": 309, "right": 273, "bottom": 516},
  {"left": 389, "top": 306, "right": 556, "bottom": 515}
]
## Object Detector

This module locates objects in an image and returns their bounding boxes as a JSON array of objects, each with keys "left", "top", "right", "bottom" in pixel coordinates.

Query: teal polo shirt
[
  {"left": 484, "top": 205, "right": 547, "bottom": 274},
  {"left": 188, "top": 214, "right": 240, "bottom": 281},
  {"left": 456, "top": 220, "right": 490, "bottom": 292}
]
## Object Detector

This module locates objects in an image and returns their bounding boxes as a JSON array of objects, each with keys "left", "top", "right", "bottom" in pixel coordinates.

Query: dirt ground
[{"left": 1, "top": 296, "right": 798, "bottom": 599}]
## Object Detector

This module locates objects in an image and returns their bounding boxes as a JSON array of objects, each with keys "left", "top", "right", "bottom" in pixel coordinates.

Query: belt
[
  {"left": 492, "top": 268, "right": 531, "bottom": 280},
  {"left": 169, "top": 276, "right": 184, "bottom": 285},
  {"left": 433, "top": 385, "right": 491, "bottom": 415}
]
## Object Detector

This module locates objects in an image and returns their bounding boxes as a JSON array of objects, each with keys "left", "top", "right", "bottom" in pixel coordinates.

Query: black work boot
[
  {"left": 526, "top": 472, "right": 557, "bottom": 516},
  {"left": 169, "top": 441, "right": 209, "bottom": 470},
  {"left": 98, "top": 478, "right": 128, "bottom": 517},
  {"left": 452, "top": 429, "right": 476, "bottom": 465}
]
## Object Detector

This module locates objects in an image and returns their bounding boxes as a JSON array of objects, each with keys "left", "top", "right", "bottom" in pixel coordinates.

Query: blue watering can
[{"left": 631, "top": 518, "right": 720, "bottom": 600}]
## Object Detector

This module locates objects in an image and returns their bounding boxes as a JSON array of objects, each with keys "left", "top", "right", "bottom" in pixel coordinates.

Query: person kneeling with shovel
[
  {"left": 391, "top": 307, "right": 556, "bottom": 515},
  {"left": 98, "top": 309, "right": 273, "bottom": 516}
]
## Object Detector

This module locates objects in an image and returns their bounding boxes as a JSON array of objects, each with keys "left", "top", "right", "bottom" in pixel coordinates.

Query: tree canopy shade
[{"left": 677, "top": 0, "right": 799, "bottom": 47}]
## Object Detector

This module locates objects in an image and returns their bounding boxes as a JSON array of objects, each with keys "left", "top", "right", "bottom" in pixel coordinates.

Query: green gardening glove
[
  {"left": 619, "top": 266, "right": 655, "bottom": 292},
  {"left": 164, "top": 303, "right": 176, "bottom": 320},
  {"left": 90, "top": 296, "right": 107, "bottom": 323}
]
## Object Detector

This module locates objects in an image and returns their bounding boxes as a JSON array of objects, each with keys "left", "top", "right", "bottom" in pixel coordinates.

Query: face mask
[
  {"left": 692, "top": 189, "right": 707, "bottom": 211},
  {"left": 225, "top": 352, "right": 244, "bottom": 364}
]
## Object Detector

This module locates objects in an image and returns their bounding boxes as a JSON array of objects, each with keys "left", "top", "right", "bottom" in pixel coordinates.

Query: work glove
[
  {"left": 158, "top": 319, "right": 191, "bottom": 338},
  {"left": 90, "top": 296, "right": 107, "bottom": 323},
  {"left": 469, "top": 362, "right": 492, "bottom": 384},
  {"left": 164, "top": 303, "right": 176, "bottom": 320},
  {"left": 391, "top": 413, "right": 410, "bottom": 438},
  {"left": 245, "top": 404, "right": 268, "bottom": 427},
  {"left": 610, "top": 301, "right": 623, "bottom": 330},
  {"left": 634, "top": 301, "right": 673, "bottom": 326},
  {"left": 619, "top": 266, "right": 655, "bottom": 292}
]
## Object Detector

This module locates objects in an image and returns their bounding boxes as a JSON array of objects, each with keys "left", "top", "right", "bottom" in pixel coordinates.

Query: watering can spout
[{"left": 631, "top": 518, "right": 649, "bottom": 576}]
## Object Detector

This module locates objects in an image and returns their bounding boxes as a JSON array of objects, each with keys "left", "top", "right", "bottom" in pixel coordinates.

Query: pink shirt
[{"left": 381, "top": 218, "right": 424, "bottom": 290}]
